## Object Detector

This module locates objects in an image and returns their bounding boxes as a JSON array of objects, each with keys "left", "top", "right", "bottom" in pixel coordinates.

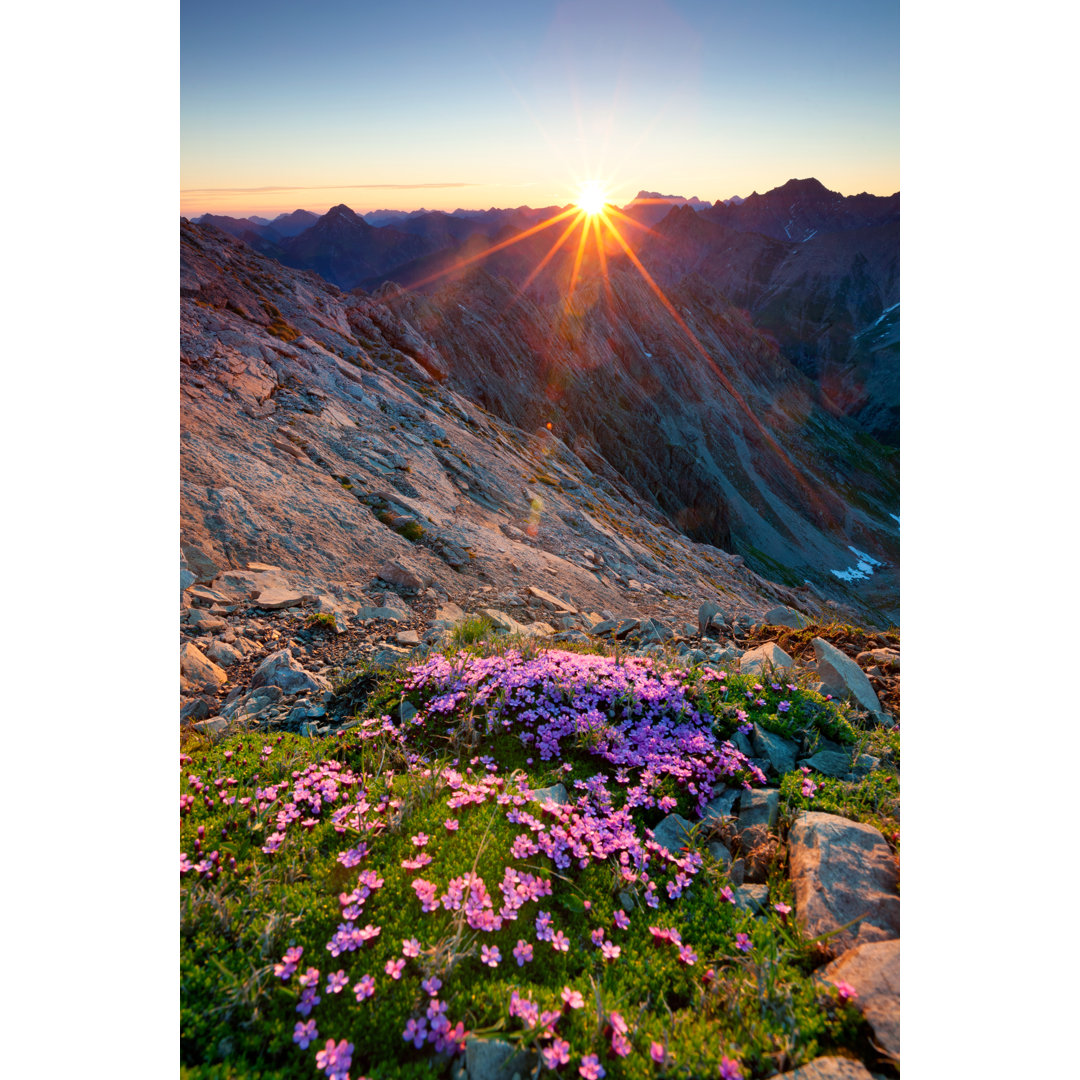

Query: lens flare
[{"left": 576, "top": 183, "right": 607, "bottom": 215}]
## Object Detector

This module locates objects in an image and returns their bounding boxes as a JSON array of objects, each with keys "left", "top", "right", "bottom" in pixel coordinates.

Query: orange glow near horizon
[{"left": 575, "top": 183, "right": 608, "bottom": 216}]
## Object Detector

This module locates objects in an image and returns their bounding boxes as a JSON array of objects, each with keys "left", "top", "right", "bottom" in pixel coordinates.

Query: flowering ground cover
[{"left": 181, "top": 641, "right": 895, "bottom": 1079}]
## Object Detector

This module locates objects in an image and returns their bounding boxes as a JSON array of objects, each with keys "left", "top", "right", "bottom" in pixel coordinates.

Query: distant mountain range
[{"left": 189, "top": 178, "right": 899, "bottom": 445}]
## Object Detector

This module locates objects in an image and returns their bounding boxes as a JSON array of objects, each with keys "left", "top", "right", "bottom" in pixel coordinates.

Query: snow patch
[
  {"left": 889, "top": 513, "right": 900, "bottom": 525},
  {"left": 830, "top": 546, "right": 883, "bottom": 582}
]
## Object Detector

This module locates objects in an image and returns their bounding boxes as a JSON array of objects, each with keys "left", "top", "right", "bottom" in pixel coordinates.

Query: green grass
[
  {"left": 181, "top": 642, "right": 890, "bottom": 1079},
  {"left": 305, "top": 613, "right": 338, "bottom": 634}
]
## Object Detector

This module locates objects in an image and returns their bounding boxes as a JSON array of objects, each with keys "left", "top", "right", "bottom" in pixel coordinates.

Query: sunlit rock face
[{"left": 180, "top": 216, "right": 897, "bottom": 626}]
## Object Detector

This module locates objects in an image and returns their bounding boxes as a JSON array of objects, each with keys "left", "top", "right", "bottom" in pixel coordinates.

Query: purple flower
[
  {"left": 325, "top": 970, "right": 348, "bottom": 993},
  {"left": 735, "top": 933, "right": 752, "bottom": 953},
  {"left": 613, "top": 910, "right": 629, "bottom": 930},
  {"left": 315, "top": 1038, "right": 353, "bottom": 1078},
  {"left": 542, "top": 1038, "right": 571, "bottom": 1069},
  {"left": 403, "top": 1016, "right": 428, "bottom": 1049},
  {"left": 777, "top": 700, "right": 791, "bottom": 713},
  {"left": 481, "top": 944, "right": 501, "bottom": 967},
  {"left": 591, "top": 928, "right": 605, "bottom": 946},
  {"left": 513, "top": 940, "right": 534, "bottom": 966},
  {"left": 354, "top": 974, "right": 375, "bottom": 1001},
  {"left": 293, "top": 1019, "right": 318, "bottom": 1049},
  {"left": 421, "top": 976, "right": 442, "bottom": 995},
  {"left": 719, "top": 1056, "right": 743, "bottom": 1079}
]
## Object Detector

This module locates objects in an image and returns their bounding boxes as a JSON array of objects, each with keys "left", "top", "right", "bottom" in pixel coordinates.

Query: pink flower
[
  {"left": 385, "top": 958, "right": 405, "bottom": 979},
  {"left": 719, "top": 1057, "right": 743, "bottom": 1079},
  {"left": 650, "top": 1041, "right": 667, "bottom": 1064},
  {"left": 611, "top": 1030, "right": 632, "bottom": 1057},
  {"left": 719, "top": 886, "right": 736, "bottom": 904},
  {"left": 542, "top": 1038, "right": 571, "bottom": 1069},
  {"left": 591, "top": 928, "right": 605, "bottom": 946},
  {"left": 411, "top": 832, "right": 429, "bottom": 847},
  {"left": 354, "top": 974, "right": 375, "bottom": 1001},
  {"left": 513, "top": 940, "right": 533, "bottom": 966},
  {"left": 735, "top": 933, "right": 752, "bottom": 953},
  {"left": 579, "top": 1054, "right": 606, "bottom": 1079},
  {"left": 402, "top": 937, "right": 421, "bottom": 958},
  {"left": 677, "top": 944, "right": 697, "bottom": 965},
  {"left": 444, "top": 818, "right": 459, "bottom": 831},
  {"left": 601, "top": 941, "right": 621, "bottom": 962},
  {"left": 613, "top": 910, "right": 630, "bottom": 930},
  {"left": 551, "top": 930, "right": 569, "bottom": 952},
  {"left": 481, "top": 944, "right": 501, "bottom": 967},
  {"left": 293, "top": 1019, "right": 318, "bottom": 1049},
  {"left": 562, "top": 986, "right": 584, "bottom": 1009},
  {"left": 834, "top": 979, "right": 858, "bottom": 1001},
  {"left": 325, "top": 970, "right": 349, "bottom": 993},
  {"left": 773, "top": 902, "right": 791, "bottom": 916}
]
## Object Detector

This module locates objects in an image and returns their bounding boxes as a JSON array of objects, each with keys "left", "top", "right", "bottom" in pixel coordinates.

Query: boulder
[
  {"left": 800, "top": 750, "right": 853, "bottom": 778},
  {"left": 700, "top": 788, "right": 740, "bottom": 826},
  {"left": 186, "top": 585, "right": 235, "bottom": 608},
  {"left": 180, "top": 643, "right": 228, "bottom": 692},
  {"left": 698, "top": 600, "right": 727, "bottom": 637},
  {"left": 255, "top": 589, "right": 313, "bottom": 610},
  {"left": 395, "top": 630, "right": 420, "bottom": 646},
  {"left": 433, "top": 601, "right": 467, "bottom": 626},
  {"left": 246, "top": 561, "right": 282, "bottom": 572},
  {"left": 530, "top": 783, "right": 568, "bottom": 806},
  {"left": 180, "top": 542, "right": 221, "bottom": 584},
  {"left": 249, "top": 649, "right": 332, "bottom": 695},
  {"left": 733, "top": 883, "right": 770, "bottom": 915},
  {"left": 356, "top": 606, "right": 405, "bottom": 622},
  {"left": 526, "top": 585, "right": 576, "bottom": 613},
  {"left": 738, "top": 788, "right": 780, "bottom": 830},
  {"left": 482, "top": 608, "right": 527, "bottom": 634},
  {"left": 464, "top": 1037, "right": 534, "bottom": 1080},
  {"left": 788, "top": 812, "right": 899, "bottom": 956},
  {"left": 638, "top": 618, "right": 674, "bottom": 642},
  {"left": 740, "top": 642, "right": 794, "bottom": 676},
  {"left": 750, "top": 724, "right": 799, "bottom": 776},
  {"left": 187, "top": 609, "right": 227, "bottom": 635},
  {"left": 764, "top": 605, "right": 811, "bottom": 628},
  {"left": 214, "top": 569, "right": 289, "bottom": 600},
  {"left": 193, "top": 717, "right": 228, "bottom": 737},
  {"left": 821, "top": 938, "right": 900, "bottom": 1061},
  {"left": 707, "top": 841, "right": 732, "bottom": 867},
  {"left": 206, "top": 640, "right": 242, "bottom": 667},
  {"left": 372, "top": 591, "right": 412, "bottom": 616},
  {"left": 811, "top": 638, "right": 885, "bottom": 718},
  {"left": 652, "top": 813, "right": 695, "bottom": 854},
  {"left": 180, "top": 697, "right": 211, "bottom": 723},
  {"left": 772, "top": 1058, "right": 876, "bottom": 1079},
  {"left": 377, "top": 559, "right": 430, "bottom": 591}
]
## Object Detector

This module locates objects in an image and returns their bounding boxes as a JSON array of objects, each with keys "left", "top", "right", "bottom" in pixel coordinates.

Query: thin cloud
[{"left": 181, "top": 182, "right": 479, "bottom": 195}]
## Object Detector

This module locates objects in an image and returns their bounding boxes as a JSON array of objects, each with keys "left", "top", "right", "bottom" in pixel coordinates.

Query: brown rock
[
  {"left": 525, "top": 585, "right": 576, "bottom": 613},
  {"left": 180, "top": 642, "right": 228, "bottom": 692},
  {"left": 255, "top": 588, "right": 313, "bottom": 610},
  {"left": 206, "top": 640, "right": 242, "bottom": 667},
  {"left": 788, "top": 811, "right": 899, "bottom": 957},
  {"left": 740, "top": 641, "right": 794, "bottom": 676},
  {"left": 378, "top": 559, "right": 430, "bottom": 591},
  {"left": 773, "top": 1057, "right": 875, "bottom": 1079},
  {"left": 821, "top": 939, "right": 900, "bottom": 1061}
]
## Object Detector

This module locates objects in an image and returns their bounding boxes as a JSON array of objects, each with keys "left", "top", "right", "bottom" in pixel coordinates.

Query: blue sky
[{"left": 181, "top": 0, "right": 898, "bottom": 217}]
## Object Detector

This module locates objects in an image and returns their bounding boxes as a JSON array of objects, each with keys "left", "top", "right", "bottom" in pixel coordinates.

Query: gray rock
[
  {"left": 464, "top": 1037, "right": 534, "bottom": 1080},
  {"left": 707, "top": 841, "right": 732, "bottom": 866},
  {"left": 587, "top": 619, "right": 618, "bottom": 636},
  {"left": 698, "top": 600, "right": 727, "bottom": 637},
  {"left": 701, "top": 788, "right": 740, "bottom": 825},
  {"left": 180, "top": 643, "right": 228, "bottom": 692},
  {"left": 530, "top": 783, "right": 568, "bottom": 805},
  {"left": 751, "top": 724, "right": 799, "bottom": 776},
  {"left": 193, "top": 717, "right": 228, "bottom": 737},
  {"left": 848, "top": 754, "right": 881, "bottom": 779},
  {"left": 433, "top": 601, "right": 467, "bottom": 626},
  {"left": 378, "top": 559, "right": 431, "bottom": 591},
  {"left": 788, "top": 812, "right": 900, "bottom": 956},
  {"left": 356, "top": 606, "right": 406, "bottom": 622},
  {"left": 611, "top": 618, "right": 640, "bottom": 639},
  {"left": 652, "top": 813, "right": 695, "bottom": 854},
  {"left": 372, "top": 590, "right": 412, "bottom": 616},
  {"left": 764, "top": 605, "right": 811, "bottom": 628},
  {"left": 738, "top": 788, "right": 780, "bottom": 830},
  {"left": 181, "top": 567, "right": 196, "bottom": 593},
  {"left": 399, "top": 700, "right": 417, "bottom": 723},
  {"left": 734, "top": 883, "right": 770, "bottom": 914},
  {"left": 250, "top": 649, "right": 332, "bottom": 695},
  {"left": 800, "top": 750, "right": 853, "bottom": 778},
  {"left": 733, "top": 728, "right": 754, "bottom": 758},
  {"left": 812, "top": 637, "right": 885, "bottom": 719},
  {"left": 187, "top": 609, "right": 227, "bottom": 635},
  {"left": 180, "top": 697, "right": 211, "bottom": 723},
  {"left": 215, "top": 569, "right": 290, "bottom": 599},
  {"left": 772, "top": 1058, "right": 876, "bottom": 1080},
  {"left": 395, "top": 630, "right": 421, "bottom": 646},
  {"left": 206, "top": 640, "right": 242, "bottom": 667},
  {"left": 821, "top": 938, "right": 900, "bottom": 1061},
  {"left": 740, "top": 641, "right": 795, "bottom": 676},
  {"left": 638, "top": 618, "right": 674, "bottom": 641}
]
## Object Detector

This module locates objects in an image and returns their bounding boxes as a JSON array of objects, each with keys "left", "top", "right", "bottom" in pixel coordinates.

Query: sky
[{"left": 181, "top": 0, "right": 898, "bottom": 218}]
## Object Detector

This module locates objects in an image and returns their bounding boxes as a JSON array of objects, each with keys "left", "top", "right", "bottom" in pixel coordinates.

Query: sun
[{"left": 576, "top": 183, "right": 607, "bottom": 216}]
